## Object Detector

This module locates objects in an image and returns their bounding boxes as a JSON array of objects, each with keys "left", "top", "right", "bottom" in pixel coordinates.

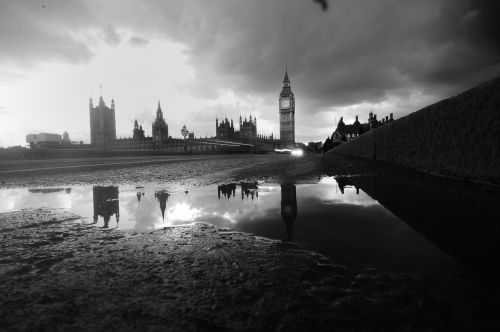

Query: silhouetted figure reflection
[
  {"left": 281, "top": 184, "right": 297, "bottom": 241},
  {"left": 218, "top": 183, "right": 237, "bottom": 200},
  {"left": 92, "top": 186, "right": 120, "bottom": 228},
  {"left": 155, "top": 191, "right": 170, "bottom": 221},
  {"left": 241, "top": 182, "right": 258, "bottom": 201}
]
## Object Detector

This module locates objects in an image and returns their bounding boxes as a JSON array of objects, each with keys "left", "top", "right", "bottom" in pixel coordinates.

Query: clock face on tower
[{"left": 280, "top": 98, "right": 290, "bottom": 109}]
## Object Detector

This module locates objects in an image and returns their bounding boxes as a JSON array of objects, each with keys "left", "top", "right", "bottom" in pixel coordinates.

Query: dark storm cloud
[
  {"left": 128, "top": 36, "right": 149, "bottom": 47},
  {"left": 0, "top": 0, "right": 94, "bottom": 65},
  {"left": 159, "top": 0, "right": 500, "bottom": 109},
  {"left": 1, "top": 0, "right": 499, "bottom": 130},
  {"left": 102, "top": 25, "right": 122, "bottom": 46}
]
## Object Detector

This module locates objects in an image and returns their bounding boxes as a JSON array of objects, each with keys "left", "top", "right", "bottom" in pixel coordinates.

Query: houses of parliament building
[
  {"left": 88, "top": 95, "right": 276, "bottom": 153},
  {"left": 87, "top": 70, "right": 295, "bottom": 153},
  {"left": 215, "top": 115, "right": 274, "bottom": 142}
]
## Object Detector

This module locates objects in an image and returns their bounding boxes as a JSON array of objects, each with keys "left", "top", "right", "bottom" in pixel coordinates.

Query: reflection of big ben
[
  {"left": 92, "top": 186, "right": 120, "bottom": 228},
  {"left": 281, "top": 184, "right": 297, "bottom": 241}
]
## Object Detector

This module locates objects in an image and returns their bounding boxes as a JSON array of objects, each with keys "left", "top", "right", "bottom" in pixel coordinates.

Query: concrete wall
[{"left": 330, "top": 76, "right": 500, "bottom": 184}]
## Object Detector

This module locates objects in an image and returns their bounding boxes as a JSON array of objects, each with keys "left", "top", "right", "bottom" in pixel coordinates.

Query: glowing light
[
  {"left": 274, "top": 148, "right": 291, "bottom": 154},
  {"left": 291, "top": 149, "right": 303, "bottom": 156}
]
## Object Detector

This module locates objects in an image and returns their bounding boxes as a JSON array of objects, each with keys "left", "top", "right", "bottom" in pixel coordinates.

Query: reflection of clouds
[
  {"left": 330, "top": 188, "right": 378, "bottom": 207},
  {"left": 0, "top": 189, "right": 25, "bottom": 211},
  {"left": 122, "top": 189, "right": 160, "bottom": 230},
  {"left": 151, "top": 185, "right": 279, "bottom": 230},
  {"left": 255, "top": 185, "right": 280, "bottom": 193},
  {"left": 166, "top": 202, "right": 202, "bottom": 224},
  {"left": 222, "top": 211, "right": 237, "bottom": 224},
  {"left": 0, "top": 188, "right": 83, "bottom": 213}
]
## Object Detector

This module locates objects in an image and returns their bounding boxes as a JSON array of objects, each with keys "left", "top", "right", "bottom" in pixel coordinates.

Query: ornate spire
[
  {"left": 98, "top": 84, "right": 105, "bottom": 106},
  {"left": 156, "top": 101, "right": 163, "bottom": 120},
  {"left": 283, "top": 67, "right": 290, "bottom": 83}
]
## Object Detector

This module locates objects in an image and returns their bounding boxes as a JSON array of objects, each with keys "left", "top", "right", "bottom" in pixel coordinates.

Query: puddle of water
[{"left": 0, "top": 178, "right": 468, "bottom": 276}]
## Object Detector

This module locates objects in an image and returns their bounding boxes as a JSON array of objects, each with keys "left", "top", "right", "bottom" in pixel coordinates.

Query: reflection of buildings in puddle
[
  {"left": 155, "top": 191, "right": 170, "bottom": 221},
  {"left": 136, "top": 186, "right": 145, "bottom": 202},
  {"left": 281, "top": 184, "right": 297, "bottom": 241},
  {"left": 29, "top": 188, "right": 72, "bottom": 194},
  {"left": 335, "top": 177, "right": 360, "bottom": 195},
  {"left": 218, "top": 182, "right": 259, "bottom": 201},
  {"left": 92, "top": 186, "right": 119, "bottom": 228},
  {"left": 218, "top": 183, "right": 236, "bottom": 200},
  {"left": 241, "top": 182, "right": 259, "bottom": 201}
]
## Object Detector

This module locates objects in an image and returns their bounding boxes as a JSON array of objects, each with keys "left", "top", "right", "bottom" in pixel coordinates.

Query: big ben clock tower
[{"left": 279, "top": 68, "right": 295, "bottom": 147}]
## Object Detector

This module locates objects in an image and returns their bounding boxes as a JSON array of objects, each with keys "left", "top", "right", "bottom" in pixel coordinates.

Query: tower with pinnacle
[
  {"left": 279, "top": 68, "right": 295, "bottom": 147},
  {"left": 152, "top": 101, "right": 169, "bottom": 142},
  {"left": 89, "top": 93, "right": 116, "bottom": 147}
]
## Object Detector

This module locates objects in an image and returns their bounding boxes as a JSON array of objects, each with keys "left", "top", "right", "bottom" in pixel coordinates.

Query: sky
[{"left": 0, "top": 0, "right": 499, "bottom": 147}]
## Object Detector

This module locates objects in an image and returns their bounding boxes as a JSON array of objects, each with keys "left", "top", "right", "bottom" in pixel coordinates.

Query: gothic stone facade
[
  {"left": 152, "top": 101, "right": 169, "bottom": 142},
  {"left": 215, "top": 116, "right": 258, "bottom": 141},
  {"left": 333, "top": 112, "right": 395, "bottom": 142},
  {"left": 133, "top": 120, "right": 145, "bottom": 139},
  {"left": 279, "top": 69, "right": 295, "bottom": 147},
  {"left": 89, "top": 96, "right": 116, "bottom": 146}
]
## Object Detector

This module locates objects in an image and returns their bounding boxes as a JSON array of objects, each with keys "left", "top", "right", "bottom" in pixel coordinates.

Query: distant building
[
  {"left": 181, "top": 124, "right": 189, "bottom": 139},
  {"left": 215, "top": 118, "right": 235, "bottom": 139},
  {"left": 133, "top": 120, "right": 145, "bottom": 139},
  {"left": 239, "top": 115, "right": 257, "bottom": 139},
  {"left": 26, "top": 133, "right": 62, "bottom": 148},
  {"left": 332, "top": 116, "right": 366, "bottom": 141},
  {"left": 152, "top": 101, "right": 168, "bottom": 142},
  {"left": 62, "top": 131, "right": 70, "bottom": 143},
  {"left": 306, "top": 141, "right": 323, "bottom": 153},
  {"left": 215, "top": 115, "right": 257, "bottom": 141},
  {"left": 279, "top": 68, "right": 295, "bottom": 147},
  {"left": 89, "top": 95, "right": 116, "bottom": 146},
  {"left": 81, "top": 91, "right": 275, "bottom": 153},
  {"left": 332, "top": 112, "right": 394, "bottom": 142}
]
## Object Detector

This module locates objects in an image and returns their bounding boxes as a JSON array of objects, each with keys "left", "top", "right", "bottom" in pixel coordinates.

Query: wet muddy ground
[
  {"left": 1, "top": 154, "right": 499, "bottom": 330},
  {"left": 0, "top": 154, "right": 321, "bottom": 190}
]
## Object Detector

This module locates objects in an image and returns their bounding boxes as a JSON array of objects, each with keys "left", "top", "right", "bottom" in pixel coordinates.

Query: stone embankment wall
[{"left": 330, "top": 76, "right": 500, "bottom": 184}]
